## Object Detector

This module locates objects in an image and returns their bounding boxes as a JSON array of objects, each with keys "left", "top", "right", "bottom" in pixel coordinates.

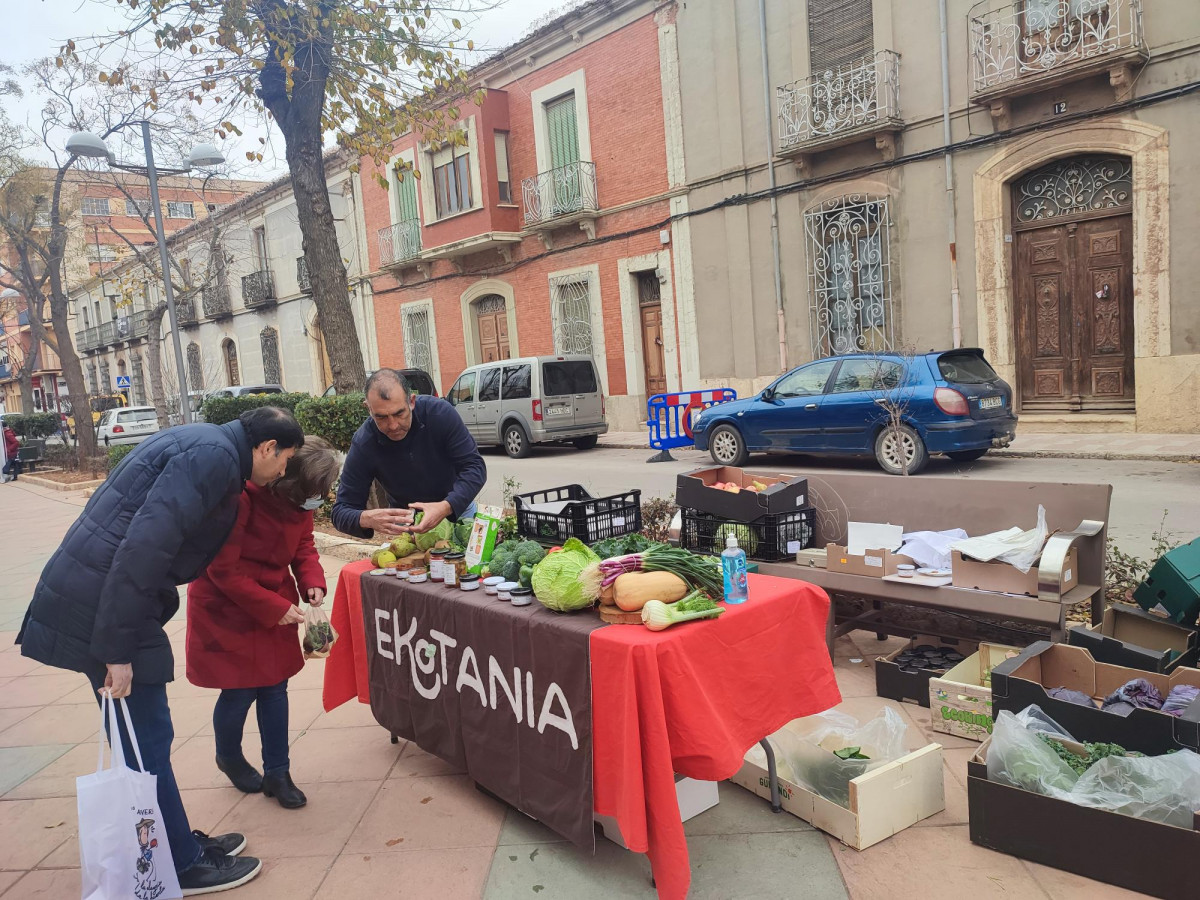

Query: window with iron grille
[
  {"left": 550, "top": 276, "right": 594, "bottom": 357},
  {"left": 167, "top": 201, "right": 195, "bottom": 219},
  {"left": 432, "top": 142, "right": 472, "bottom": 219},
  {"left": 401, "top": 305, "right": 434, "bottom": 376},
  {"left": 808, "top": 0, "right": 874, "bottom": 73},
  {"left": 804, "top": 195, "right": 894, "bottom": 358},
  {"left": 187, "top": 343, "right": 203, "bottom": 392},
  {"left": 81, "top": 197, "right": 111, "bottom": 216}
]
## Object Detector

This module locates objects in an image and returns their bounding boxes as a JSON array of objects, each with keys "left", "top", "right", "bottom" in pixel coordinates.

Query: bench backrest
[{"left": 784, "top": 470, "right": 1112, "bottom": 585}]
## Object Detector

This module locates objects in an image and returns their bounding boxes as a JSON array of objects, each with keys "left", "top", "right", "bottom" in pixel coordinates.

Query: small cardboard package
[
  {"left": 825, "top": 543, "right": 915, "bottom": 578},
  {"left": 968, "top": 738, "right": 1200, "bottom": 900},
  {"left": 675, "top": 466, "right": 808, "bottom": 522},
  {"left": 465, "top": 505, "right": 503, "bottom": 575},
  {"left": 990, "top": 641, "right": 1200, "bottom": 754},
  {"left": 1068, "top": 604, "right": 1198, "bottom": 674},
  {"left": 875, "top": 635, "right": 977, "bottom": 708},
  {"left": 928, "top": 643, "right": 1022, "bottom": 741},
  {"left": 950, "top": 545, "right": 1078, "bottom": 597}
]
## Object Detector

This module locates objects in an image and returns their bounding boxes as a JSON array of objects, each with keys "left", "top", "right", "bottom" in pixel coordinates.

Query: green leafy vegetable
[
  {"left": 713, "top": 523, "right": 757, "bottom": 555},
  {"left": 531, "top": 538, "right": 602, "bottom": 612},
  {"left": 452, "top": 518, "right": 474, "bottom": 550},
  {"left": 833, "top": 747, "right": 871, "bottom": 761},
  {"left": 414, "top": 517, "right": 454, "bottom": 552},
  {"left": 303, "top": 620, "right": 335, "bottom": 655},
  {"left": 640, "top": 591, "right": 726, "bottom": 630},
  {"left": 1037, "top": 734, "right": 1141, "bottom": 775},
  {"left": 591, "top": 533, "right": 659, "bottom": 561},
  {"left": 519, "top": 564, "right": 534, "bottom": 589}
]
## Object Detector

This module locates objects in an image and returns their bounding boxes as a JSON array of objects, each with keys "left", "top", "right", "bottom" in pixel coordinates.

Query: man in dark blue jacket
[
  {"left": 18, "top": 406, "right": 304, "bottom": 895},
  {"left": 332, "top": 369, "right": 486, "bottom": 538}
]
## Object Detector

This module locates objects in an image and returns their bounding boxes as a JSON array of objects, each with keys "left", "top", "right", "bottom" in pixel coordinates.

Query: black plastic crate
[
  {"left": 515, "top": 484, "right": 642, "bottom": 546},
  {"left": 679, "top": 506, "right": 816, "bottom": 562}
]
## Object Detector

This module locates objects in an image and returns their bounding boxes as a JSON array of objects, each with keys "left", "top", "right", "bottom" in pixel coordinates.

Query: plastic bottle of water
[{"left": 721, "top": 533, "right": 749, "bottom": 604}]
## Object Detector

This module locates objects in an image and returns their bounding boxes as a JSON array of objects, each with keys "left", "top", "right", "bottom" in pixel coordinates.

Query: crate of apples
[{"left": 709, "top": 479, "right": 769, "bottom": 494}]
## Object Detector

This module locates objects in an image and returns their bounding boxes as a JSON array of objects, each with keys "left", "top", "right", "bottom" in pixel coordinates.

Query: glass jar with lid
[
  {"left": 428, "top": 549, "right": 449, "bottom": 582},
  {"left": 443, "top": 551, "right": 467, "bottom": 587}
]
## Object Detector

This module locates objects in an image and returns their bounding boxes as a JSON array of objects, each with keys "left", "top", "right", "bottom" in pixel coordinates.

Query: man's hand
[
  {"left": 278, "top": 606, "right": 305, "bottom": 626},
  {"left": 307, "top": 587, "right": 326, "bottom": 607},
  {"left": 359, "top": 508, "right": 415, "bottom": 536},
  {"left": 102, "top": 663, "right": 133, "bottom": 700},
  {"left": 407, "top": 500, "right": 453, "bottom": 534}
]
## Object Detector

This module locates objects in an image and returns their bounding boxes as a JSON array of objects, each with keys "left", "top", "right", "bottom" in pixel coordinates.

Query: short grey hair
[{"left": 364, "top": 369, "right": 411, "bottom": 402}]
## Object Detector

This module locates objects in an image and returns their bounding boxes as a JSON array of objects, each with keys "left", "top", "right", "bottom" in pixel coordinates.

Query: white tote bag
[{"left": 77, "top": 693, "right": 182, "bottom": 900}]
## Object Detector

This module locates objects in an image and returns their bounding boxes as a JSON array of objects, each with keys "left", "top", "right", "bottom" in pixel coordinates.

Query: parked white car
[{"left": 98, "top": 406, "right": 161, "bottom": 447}]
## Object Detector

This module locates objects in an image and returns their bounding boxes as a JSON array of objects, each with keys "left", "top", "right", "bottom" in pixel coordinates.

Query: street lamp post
[{"left": 66, "top": 123, "right": 225, "bottom": 426}]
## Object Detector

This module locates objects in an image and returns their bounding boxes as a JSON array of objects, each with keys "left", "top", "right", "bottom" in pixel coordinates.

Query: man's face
[
  {"left": 249, "top": 440, "right": 295, "bottom": 486},
  {"left": 366, "top": 388, "right": 416, "bottom": 442}
]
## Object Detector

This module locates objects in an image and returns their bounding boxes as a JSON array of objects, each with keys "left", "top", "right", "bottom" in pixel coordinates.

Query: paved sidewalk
[
  {"left": 600, "top": 430, "right": 1199, "bottom": 462},
  {"left": 0, "top": 480, "right": 1145, "bottom": 899}
]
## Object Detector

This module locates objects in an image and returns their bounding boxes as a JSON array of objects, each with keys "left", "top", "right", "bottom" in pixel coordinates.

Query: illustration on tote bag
[{"left": 134, "top": 816, "right": 165, "bottom": 898}]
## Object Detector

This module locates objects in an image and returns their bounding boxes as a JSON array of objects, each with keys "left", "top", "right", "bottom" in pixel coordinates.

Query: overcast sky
[{"left": 3, "top": 0, "right": 572, "bottom": 178}]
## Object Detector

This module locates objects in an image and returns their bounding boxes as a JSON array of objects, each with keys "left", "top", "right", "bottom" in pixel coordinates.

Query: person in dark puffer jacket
[{"left": 17, "top": 406, "right": 304, "bottom": 897}]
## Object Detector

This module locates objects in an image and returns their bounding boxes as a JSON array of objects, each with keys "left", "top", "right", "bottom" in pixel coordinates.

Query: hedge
[
  {"left": 6, "top": 412, "right": 61, "bottom": 440},
  {"left": 294, "top": 393, "right": 366, "bottom": 452},
  {"left": 107, "top": 444, "right": 134, "bottom": 471},
  {"left": 200, "top": 392, "right": 310, "bottom": 426}
]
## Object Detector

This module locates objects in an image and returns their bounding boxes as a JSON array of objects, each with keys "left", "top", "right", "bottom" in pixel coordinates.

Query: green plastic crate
[{"left": 1134, "top": 538, "right": 1200, "bottom": 625}]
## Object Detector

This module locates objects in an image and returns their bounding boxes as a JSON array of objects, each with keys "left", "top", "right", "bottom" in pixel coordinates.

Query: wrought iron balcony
[
  {"left": 176, "top": 296, "right": 200, "bottom": 327},
  {"left": 777, "top": 50, "right": 902, "bottom": 157},
  {"left": 522, "top": 161, "right": 599, "bottom": 231},
  {"left": 242, "top": 270, "right": 276, "bottom": 309},
  {"left": 969, "top": 0, "right": 1147, "bottom": 101},
  {"left": 201, "top": 282, "right": 232, "bottom": 320},
  {"left": 110, "top": 309, "right": 150, "bottom": 343},
  {"left": 297, "top": 256, "right": 311, "bottom": 293},
  {"left": 378, "top": 219, "right": 422, "bottom": 268},
  {"left": 74, "top": 326, "right": 100, "bottom": 353}
]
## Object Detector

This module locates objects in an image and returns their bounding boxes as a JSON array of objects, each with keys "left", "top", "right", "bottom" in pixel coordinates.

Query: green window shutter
[
  {"left": 808, "top": 0, "right": 874, "bottom": 73},
  {"left": 545, "top": 94, "right": 580, "bottom": 169},
  {"left": 396, "top": 172, "right": 419, "bottom": 222}
]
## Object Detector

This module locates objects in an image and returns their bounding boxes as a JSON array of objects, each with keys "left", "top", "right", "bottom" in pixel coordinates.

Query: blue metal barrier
[{"left": 645, "top": 389, "right": 737, "bottom": 462}]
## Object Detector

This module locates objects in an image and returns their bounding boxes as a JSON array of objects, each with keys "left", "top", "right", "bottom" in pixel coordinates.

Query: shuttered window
[
  {"left": 807, "top": 0, "right": 874, "bottom": 73},
  {"left": 545, "top": 94, "right": 580, "bottom": 170},
  {"left": 394, "top": 167, "right": 419, "bottom": 222}
]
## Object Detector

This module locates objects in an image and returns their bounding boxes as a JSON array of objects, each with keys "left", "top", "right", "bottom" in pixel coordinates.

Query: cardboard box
[
  {"left": 928, "top": 643, "right": 1023, "bottom": 742},
  {"left": 594, "top": 776, "right": 718, "bottom": 850},
  {"left": 1068, "top": 604, "right": 1199, "bottom": 674},
  {"left": 875, "top": 635, "right": 977, "bottom": 708},
  {"left": 825, "top": 543, "right": 915, "bottom": 578},
  {"left": 968, "top": 739, "right": 1200, "bottom": 900},
  {"left": 990, "top": 641, "right": 1200, "bottom": 754},
  {"left": 676, "top": 466, "right": 808, "bottom": 523},
  {"left": 950, "top": 545, "right": 1078, "bottom": 597},
  {"left": 732, "top": 741, "right": 944, "bottom": 850},
  {"left": 1134, "top": 537, "right": 1200, "bottom": 625}
]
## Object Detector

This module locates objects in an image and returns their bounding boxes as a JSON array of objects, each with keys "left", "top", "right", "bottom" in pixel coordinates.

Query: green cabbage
[
  {"left": 415, "top": 518, "right": 454, "bottom": 552},
  {"left": 531, "top": 538, "right": 601, "bottom": 612}
]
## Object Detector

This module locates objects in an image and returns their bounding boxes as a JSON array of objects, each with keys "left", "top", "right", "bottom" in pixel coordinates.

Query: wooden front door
[
  {"left": 637, "top": 271, "right": 667, "bottom": 396},
  {"left": 1012, "top": 155, "right": 1135, "bottom": 413},
  {"left": 475, "top": 295, "right": 510, "bottom": 364}
]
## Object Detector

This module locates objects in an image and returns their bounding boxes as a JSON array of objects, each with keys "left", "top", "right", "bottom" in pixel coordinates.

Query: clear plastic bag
[
  {"left": 759, "top": 707, "right": 909, "bottom": 808},
  {"left": 989, "top": 706, "right": 1200, "bottom": 828},
  {"left": 950, "top": 505, "right": 1049, "bottom": 574},
  {"left": 302, "top": 604, "right": 338, "bottom": 660}
]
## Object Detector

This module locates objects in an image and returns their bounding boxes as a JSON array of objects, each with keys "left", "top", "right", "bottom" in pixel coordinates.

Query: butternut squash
[{"left": 613, "top": 571, "right": 689, "bottom": 611}]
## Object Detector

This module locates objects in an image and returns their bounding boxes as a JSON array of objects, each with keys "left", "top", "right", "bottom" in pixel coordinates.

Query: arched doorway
[
  {"left": 473, "top": 294, "right": 510, "bottom": 363},
  {"left": 1011, "top": 154, "right": 1134, "bottom": 412},
  {"left": 222, "top": 338, "right": 240, "bottom": 387}
]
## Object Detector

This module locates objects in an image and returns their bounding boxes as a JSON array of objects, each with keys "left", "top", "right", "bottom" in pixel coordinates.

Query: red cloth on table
[
  {"left": 323, "top": 560, "right": 373, "bottom": 711},
  {"left": 590, "top": 574, "right": 839, "bottom": 900},
  {"left": 322, "top": 566, "right": 839, "bottom": 900}
]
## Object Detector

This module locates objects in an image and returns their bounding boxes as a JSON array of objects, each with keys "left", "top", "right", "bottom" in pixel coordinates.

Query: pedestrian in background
[
  {"left": 17, "top": 405, "right": 306, "bottom": 895},
  {"left": 1, "top": 423, "right": 19, "bottom": 482},
  {"left": 186, "top": 435, "right": 341, "bottom": 810}
]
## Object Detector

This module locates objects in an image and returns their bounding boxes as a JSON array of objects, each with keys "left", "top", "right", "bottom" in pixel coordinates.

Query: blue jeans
[
  {"left": 86, "top": 673, "right": 203, "bottom": 874},
  {"left": 212, "top": 679, "right": 290, "bottom": 775}
]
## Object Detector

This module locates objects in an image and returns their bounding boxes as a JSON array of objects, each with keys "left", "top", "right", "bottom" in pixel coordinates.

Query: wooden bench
[
  {"left": 17, "top": 439, "right": 46, "bottom": 472},
  {"left": 756, "top": 471, "right": 1112, "bottom": 651}
]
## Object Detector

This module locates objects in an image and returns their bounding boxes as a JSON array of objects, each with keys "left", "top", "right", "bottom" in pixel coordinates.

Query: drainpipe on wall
[
  {"left": 758, "top": 0, "right": 788, "bottom": 372},
  {"left": 940, "top": 0, "right": 963, "bottom": 349}
]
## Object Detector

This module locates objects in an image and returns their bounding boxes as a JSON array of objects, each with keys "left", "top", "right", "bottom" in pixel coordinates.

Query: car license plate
[
  {"left": 547, "top": 405, "right": 571, "bottom": 416},
  {"left": 979, "top": 396, "right": 1002, "bottom": 410}
]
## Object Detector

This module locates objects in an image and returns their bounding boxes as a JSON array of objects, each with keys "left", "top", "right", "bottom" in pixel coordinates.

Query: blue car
[{"left": 690, "top": 349, "right": 1017, "bottom": 475}]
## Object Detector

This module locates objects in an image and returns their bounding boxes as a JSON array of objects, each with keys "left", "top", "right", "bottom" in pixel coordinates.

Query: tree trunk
[
  {"left": 144, "top": 304, "right": 171, "bottom": 429},
  {"left": 17, "top": 366, "right": 34, "bottom": 413},
  {"left": 260, "top": 35, "right": 366, "bottom": 395},
  {"left": 45, "top": 294, "right": 97, "bottom": 458}
]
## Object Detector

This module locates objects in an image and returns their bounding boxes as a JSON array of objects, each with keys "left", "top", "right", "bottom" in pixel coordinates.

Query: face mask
[{"left": 300, "top": 496, "right": 324, "bottom": 511}]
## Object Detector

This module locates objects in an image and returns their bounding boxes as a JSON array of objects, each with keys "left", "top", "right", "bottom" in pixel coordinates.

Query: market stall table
[{"left": 324, "top": 561, "right": 839, "bottom": 900}]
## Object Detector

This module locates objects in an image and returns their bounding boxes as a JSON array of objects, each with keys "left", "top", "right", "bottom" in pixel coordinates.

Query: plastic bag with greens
[
  {"left": 531, "top": 538, "right": 600, "bottom": 612},
  {"left": 752, "top": 707, "right": 909, "bottom": 808}
]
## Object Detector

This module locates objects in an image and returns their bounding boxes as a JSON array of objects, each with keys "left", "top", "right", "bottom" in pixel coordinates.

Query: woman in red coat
[{"left": 187, "top": 435, "right": 339, "bottom": 809}]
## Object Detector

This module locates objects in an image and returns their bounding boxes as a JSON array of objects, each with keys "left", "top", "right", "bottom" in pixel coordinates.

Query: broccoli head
[
  {"left": 488, "top": 549, "right": 522, "bottom": 583},
  {"left": 516, "top": 541, "right": 546, "bottom": 567}
]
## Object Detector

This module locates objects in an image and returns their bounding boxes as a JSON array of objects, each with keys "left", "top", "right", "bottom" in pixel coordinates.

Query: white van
[{"left": 447, "top": 356, "right": 607, "bottom": 458}]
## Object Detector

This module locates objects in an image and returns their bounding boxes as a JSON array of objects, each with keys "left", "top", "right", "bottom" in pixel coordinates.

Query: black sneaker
[
  {"left": 192, "top": 830, "right": 247, "bottom": 857},
  {"left": 179, "top": 847, "right": 262, "bottom": 896}
]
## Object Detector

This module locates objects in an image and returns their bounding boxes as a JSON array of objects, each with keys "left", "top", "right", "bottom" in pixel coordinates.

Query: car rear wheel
[
  {"left": 709, "top": 425, "right": 748, "bottom": 467},
  {"left": 874, "top": 424, "right": 929, "bottom": 475},
  {"left": 503, "top": 423, "right": 532, "bottom": 459},
  {"left": 572, "top": 435, "right": 599, "bottom": 451},
  {"left": 947, "top": 448, "right": 988, "bottom": 463}
]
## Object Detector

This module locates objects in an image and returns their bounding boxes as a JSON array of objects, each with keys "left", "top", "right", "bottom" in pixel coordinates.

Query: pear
[{"left": 371, "top": 548, "right": 398, "bottom": 568}]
